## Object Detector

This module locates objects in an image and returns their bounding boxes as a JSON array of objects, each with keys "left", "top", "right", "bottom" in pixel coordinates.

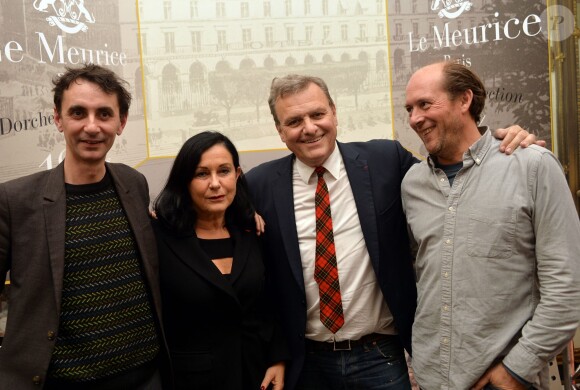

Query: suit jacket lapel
[
  {"left": 229, "top": 227, "right": 250, "bottom": 285},
  {"left": 272, "top": 155, "right": 305, "bottom": 289},
  {"left": 338, "top": 143, "right": 381, "bottom": 271},
  {"left": 163, "top": 231, "right": 240, "bottom": 305},
  {"left": 109, "top": 165, "right": 156, "bottom": 287},
  {"left": 42, "top": 163, "right": 67, "bottom": 316},
  {"left": 108, "top": 163, "right": 145, "bottom": 241}
]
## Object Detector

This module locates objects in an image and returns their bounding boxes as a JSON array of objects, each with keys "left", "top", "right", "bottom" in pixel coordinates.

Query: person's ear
[
  {"left": 460, "top": 90, "right": 473, "bottom": 114},
  {"left": 54, "top": 107, "right": 63, "bottom": 132},
  {"left": 117, "top": 114, "right": 128, "bottom": 135},
  {"left": 276, "top": 124, "right": 286, "bottom": 143}
]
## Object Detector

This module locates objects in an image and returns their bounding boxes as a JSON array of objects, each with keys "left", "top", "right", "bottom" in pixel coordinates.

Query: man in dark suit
[
  {"left": 245, "top": 74, "right": 538, "bottom": 390},
  {"left": 246, "top": 74, "right": 416, "bottom": 390},
  {"left": 0, "top": 64, "right": 165, "bottom": 389}
]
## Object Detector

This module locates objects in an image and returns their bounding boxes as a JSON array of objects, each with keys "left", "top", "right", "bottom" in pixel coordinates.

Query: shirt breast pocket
[{"left": 467, "top": 207, "right": 516, "bottom": 259}]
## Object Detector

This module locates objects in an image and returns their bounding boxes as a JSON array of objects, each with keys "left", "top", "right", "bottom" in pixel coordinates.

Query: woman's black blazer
[{"left": 153, "top": 220, "right": 287, "bottom": 390}]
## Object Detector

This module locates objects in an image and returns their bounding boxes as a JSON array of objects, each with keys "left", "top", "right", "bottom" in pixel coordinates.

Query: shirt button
[
  {"left": 442, "top": 337, "right": 448, "bottom": 344},
  {"left": 448, "top": 206, "right": 454, "bottom": 212},
  {"left": 443, "top": 272, "right": 449, "bottom": 278},
  {"left": 475, "top": 158, "right": 481, "bottom": 163},
  {"left": 440, "top": 178, "right": 445, "bottom": 182},
  {"left": 445, "top": 239, "right": 452, "bottom": 244},
  {"left": 47, "top": 331, "right": 55, "bottom": 341},
  {"left": 443, "top": 305, "right": 449, "bottom": 311},
  {"left": 32, "top": 376, "right": 41, "bottom": 385}
]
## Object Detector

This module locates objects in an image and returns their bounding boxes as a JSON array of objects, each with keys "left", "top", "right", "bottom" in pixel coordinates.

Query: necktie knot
[{"left": 315, "top": 166, "right": 326, "bottom": 178}]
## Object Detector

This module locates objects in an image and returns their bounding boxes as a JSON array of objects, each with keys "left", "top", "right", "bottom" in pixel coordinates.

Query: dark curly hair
[{"left": 52, "top": 63, "right": 131, "bottom": 118}]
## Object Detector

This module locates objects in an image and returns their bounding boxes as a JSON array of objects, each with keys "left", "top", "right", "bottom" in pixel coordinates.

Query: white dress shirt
[{"left": 293, "top": 144, "right": 396, "bottom": 342}]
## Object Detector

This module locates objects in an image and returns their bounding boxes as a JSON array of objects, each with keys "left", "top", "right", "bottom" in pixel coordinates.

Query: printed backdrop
[
  {"left": 0, "top": 0, "right": 551, "bottom": 185},
  {"left": 388, "top": 0, "right": 551, "bottom": 155}
]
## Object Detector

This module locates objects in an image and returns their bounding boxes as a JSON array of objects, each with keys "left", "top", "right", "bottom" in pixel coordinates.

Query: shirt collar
[
  {"left": 427, "top": 126, "right": 491, "bottom": 168},
  {"left": 467, "top": 126, "right": 492, "bottom": 165},
  {"left": 294, "top": 142, "right": 341, "bottom": 184}
]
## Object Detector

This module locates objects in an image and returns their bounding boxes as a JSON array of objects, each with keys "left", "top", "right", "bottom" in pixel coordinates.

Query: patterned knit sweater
[{"left": 48, "top": 173, "right": 159, "bottom": 382}]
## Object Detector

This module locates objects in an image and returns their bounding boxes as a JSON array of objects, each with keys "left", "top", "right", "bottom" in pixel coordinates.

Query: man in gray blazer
[{"left": 0, "top": 64, "right": 165, "bottom": 389}]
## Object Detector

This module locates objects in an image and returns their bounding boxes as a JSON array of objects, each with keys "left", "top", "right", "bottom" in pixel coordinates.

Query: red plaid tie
[{"left": 314, "top": 166, "right": 344, "bottom": 333}]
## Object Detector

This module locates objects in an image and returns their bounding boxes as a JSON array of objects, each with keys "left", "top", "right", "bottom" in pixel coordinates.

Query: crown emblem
[
  {"left": 33, "top": 0, "right": 95, "bottom": 34},
  {"left": 431, "top": 0, "right": 473, "bottom": 19}
]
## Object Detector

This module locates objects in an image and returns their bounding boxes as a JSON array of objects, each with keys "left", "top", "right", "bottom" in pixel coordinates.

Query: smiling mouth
[
  {"left": 419, "top": 127, "right": 434, "bottom": 137},
  {"left": 303, "top": 135, "right": 323, "bottom": 144}
]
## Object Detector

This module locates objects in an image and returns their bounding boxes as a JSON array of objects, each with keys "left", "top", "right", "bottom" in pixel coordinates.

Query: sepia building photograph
[{"left": 131, "top": 0, "right": 395, "bottom": 157}]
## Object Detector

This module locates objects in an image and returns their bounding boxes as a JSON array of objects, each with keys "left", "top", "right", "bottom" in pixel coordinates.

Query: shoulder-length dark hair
[{"left": 154, "top": 131, "right": 255, "bottom": 235}]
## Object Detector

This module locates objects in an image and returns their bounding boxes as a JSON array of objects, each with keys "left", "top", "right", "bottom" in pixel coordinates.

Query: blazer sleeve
[
  {"left": 265, "top": 321, "right": 291, "bottom": 364},
  {"left": 0, "top": 183, "right": 10, "bottom": 293},
  {"left": 395, "top": 140, "right": 420, "bottom": 177},
  {"left": 256, "top": 235, "right": 291, "bottom": 365}
]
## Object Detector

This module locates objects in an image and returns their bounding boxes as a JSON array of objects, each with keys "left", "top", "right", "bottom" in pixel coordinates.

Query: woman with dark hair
[{"left": 153, "top": 131, "right": 287, "bottom": 390}]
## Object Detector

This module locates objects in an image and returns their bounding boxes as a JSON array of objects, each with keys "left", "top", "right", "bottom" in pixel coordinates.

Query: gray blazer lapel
[
  {"left": 272, "top": 156, "right": 305, "bottom": 289},
  {"left": 108, "top": 165, "right": 153, "bottom": 273},
  {"left": 42, "top": 163, "right": 67, "bottom": 315},
  {"left": 108, "top": 164, "right": 148, "bottom": 238},
  {"left": 338, "top": 143, "right": 380, "bottom": 271},
  {"left": 107, "top": 164, "right": 164, "bottom": 318}
]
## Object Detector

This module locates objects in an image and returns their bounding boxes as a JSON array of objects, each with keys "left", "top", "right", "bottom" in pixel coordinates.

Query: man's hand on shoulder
[
  {"left": 493, "top": 125, "right": 547, "bottom": 155},
  {"left": 254, "top": 212, "right": 266, "bottom": 236}
]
